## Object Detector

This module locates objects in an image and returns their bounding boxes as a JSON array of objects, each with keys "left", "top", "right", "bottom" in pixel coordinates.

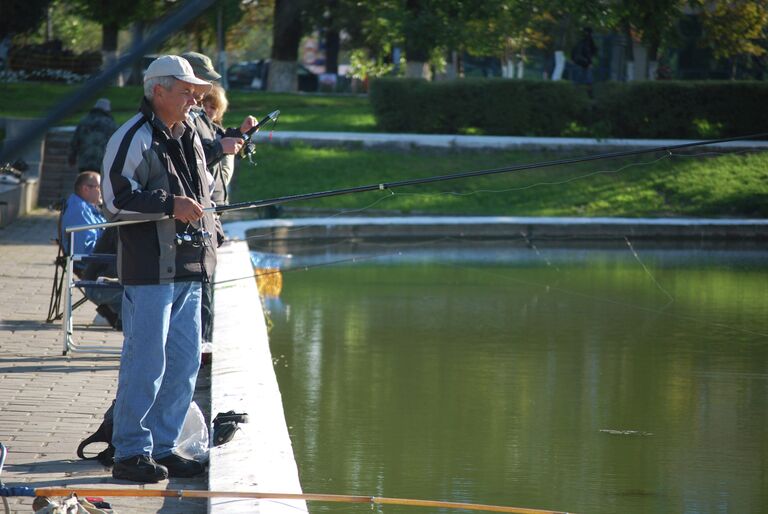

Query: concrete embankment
[{"left": 227, "top": 215, "right": 768, "bottom": 243}]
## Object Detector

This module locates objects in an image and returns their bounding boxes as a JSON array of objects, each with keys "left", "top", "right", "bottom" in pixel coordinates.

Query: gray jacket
[{"left": 101, "top": 98, "right": 217, "bottom": 285}]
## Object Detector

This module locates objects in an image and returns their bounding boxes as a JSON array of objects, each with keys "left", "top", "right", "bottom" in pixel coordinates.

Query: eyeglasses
[{"left": 84, "top": 184, "right": 100, "bottom": 189}]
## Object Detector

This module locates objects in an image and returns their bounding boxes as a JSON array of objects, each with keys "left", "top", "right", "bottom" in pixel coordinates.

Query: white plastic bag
[{"left": 176, "top": 401, "right": 209, "bottom": 462}]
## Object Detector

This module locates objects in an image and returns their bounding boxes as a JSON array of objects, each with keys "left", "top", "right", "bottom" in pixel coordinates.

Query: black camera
[{"left": 175, "top": 229, "right": 212, "bottom": 247}]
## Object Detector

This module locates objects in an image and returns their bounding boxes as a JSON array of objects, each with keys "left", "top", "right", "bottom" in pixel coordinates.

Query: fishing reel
[
  {"left": 175, "top": 227, "right": 212, "bottom": 248},
  {"left": 238, "top": 109, "right": 280, "bottom": 164}
]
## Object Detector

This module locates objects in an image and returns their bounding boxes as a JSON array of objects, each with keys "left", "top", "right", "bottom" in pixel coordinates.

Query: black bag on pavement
[{"left": 76, "top": 402, "right": 115, "bottom": 467}]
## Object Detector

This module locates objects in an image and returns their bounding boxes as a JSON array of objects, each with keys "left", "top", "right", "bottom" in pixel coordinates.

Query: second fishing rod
[
  {"left": 215, "top": 130, "right": 768, "bottom": 215},
  {"left": 65, "top": 130, "right": 768, "bottom": 236}
]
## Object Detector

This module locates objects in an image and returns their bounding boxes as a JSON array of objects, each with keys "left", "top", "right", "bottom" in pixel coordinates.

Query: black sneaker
[
  {"left": 112, "top": 454, "right": 168, "bottom": 483},
  {"left": 155, "top": 453, "right": 205, "bottom": 478}
]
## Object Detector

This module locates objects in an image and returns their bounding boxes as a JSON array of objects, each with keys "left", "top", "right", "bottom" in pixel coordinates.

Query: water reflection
[{"left": 252, "top": 239, "right": 768, "bottom": 514}]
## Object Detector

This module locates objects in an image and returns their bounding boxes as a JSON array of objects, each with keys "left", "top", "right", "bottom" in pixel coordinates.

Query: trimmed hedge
[
  {"left": 593, "top": 81, "right": 768, "bottom": 138},
  {"left": 369, "top": 78, "right": 768, "bottom": 139},
  {"left": 369, "top": 78, "right": 590, "bottom": 136}
]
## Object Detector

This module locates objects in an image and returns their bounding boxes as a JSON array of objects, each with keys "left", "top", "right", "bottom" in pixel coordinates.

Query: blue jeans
[{"left": 112, "top": 281, "right": 202, "bottom": 461}]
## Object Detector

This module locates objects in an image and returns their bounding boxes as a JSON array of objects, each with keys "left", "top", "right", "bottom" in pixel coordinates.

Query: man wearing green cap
[
  {"left": 181, "top": 51, "right": 257, "bottom": 205},
  {"left": 181, "top": 51, "right": 259, "bottom": 347}
]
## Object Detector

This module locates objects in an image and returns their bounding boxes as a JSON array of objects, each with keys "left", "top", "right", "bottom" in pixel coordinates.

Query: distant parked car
[
  {"left": 226, "top": 59, "right": 319, "bottom": 92},
  {"left": 227, "top": 61, "right": 267, "bottom": 89}
]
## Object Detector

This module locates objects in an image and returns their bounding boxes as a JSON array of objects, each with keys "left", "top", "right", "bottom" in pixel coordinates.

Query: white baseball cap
[{"left": 144, "top": 55, "right": 212, "bottom": 88}]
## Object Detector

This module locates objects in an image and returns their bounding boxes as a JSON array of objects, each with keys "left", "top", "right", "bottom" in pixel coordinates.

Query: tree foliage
[
  {"left": 0, "top": 0, "right": 52, "bottom": 40},
  {"left": 177, "top": 0, "right": 247, "bottom": 52},
  {"left": 698, "top": 0, "right": 768, "bottom": 77}
]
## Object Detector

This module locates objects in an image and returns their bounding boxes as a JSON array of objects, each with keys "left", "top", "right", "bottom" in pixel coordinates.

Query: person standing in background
[
  {"left": 69, "top": 98, "right": 117, "bottom": 172},
  {"left": 202, "top": 84, "right": 236, "bottom": 199},
  {"left": 182, "top": 51, "right": 258, "bottom": 349}
]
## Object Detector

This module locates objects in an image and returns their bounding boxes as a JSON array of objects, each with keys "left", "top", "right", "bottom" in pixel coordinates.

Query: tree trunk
[
  {"left": 101, "top": 21, "right": 122, "bottom": 86},
  {"left": 217, "top": 4, "right": 228, "bottom": 88},
  {"left": 126, "top": 21, "right": 144, "bottom": 86},
  {"left": 324, "top": 28, "right": 339, "bottom": 74},
  {"left": 403, "top": 0, "right": 431, "bottom": 79},
  {"left": 405, "top": 61, "right": 431, "bottom": 79},
  {"left": 269, "top": 0, "right": 302, "bottom": 92},
  {"left": 648, "top": 41, "right": 659, "bottom": 80}
]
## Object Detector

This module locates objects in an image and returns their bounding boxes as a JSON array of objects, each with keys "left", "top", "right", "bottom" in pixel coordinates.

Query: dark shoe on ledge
[
  {"left": 112, "top": 454, "right": 168, "bottom": 483},
  {"left": 155, "top": 453, "right": 205, "bottom": 478}
]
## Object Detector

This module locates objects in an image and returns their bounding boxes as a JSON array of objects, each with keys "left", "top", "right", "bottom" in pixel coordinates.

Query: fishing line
[
  {"left": 239, "top": 190, "right": 397, "bottom": 242},
  {"left": 359, "top": 145, "right": 767, "bottom": 204},
  {"left": 389, "top": 152, "right": 674, "bottom": 199},
  {"left": 233, "top": 152, "right": 676, "bottom": 245},
  {"left": 214, "top": 236, "right": 460, "bottom": 287},
  {"left": 235, "top": 144, "right": 767, "bottom": 240},
  {"left": 519, "top": 231, "right": 559, "bottom": 271},
  {"left": 439, "top": 257, "right": 768, "bottom": 339},
  {"left": 217, "top": 131, "right": 768, "bottom": 216},
  {"left": 624, "top": 236, "right": 675, "bottom": 308}
]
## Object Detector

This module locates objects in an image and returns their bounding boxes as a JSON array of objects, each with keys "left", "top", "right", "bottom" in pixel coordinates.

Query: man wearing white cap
[{"left": 101, "top": 55, "right": 218, "bottom": 483}]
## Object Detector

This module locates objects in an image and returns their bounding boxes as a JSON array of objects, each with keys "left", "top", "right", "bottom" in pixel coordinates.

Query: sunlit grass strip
[{"left": 231, "top": 144, "right": 768, "bottom": 218}]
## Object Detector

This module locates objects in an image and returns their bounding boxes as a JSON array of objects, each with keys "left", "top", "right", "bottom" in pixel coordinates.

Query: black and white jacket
[{"left": 101, "top": 98, "right": 217, "bottom": 286}]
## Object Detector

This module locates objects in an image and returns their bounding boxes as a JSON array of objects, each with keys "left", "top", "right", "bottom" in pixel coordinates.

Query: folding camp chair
[
  {"left": 48, "top": 201, "right": 121, "bottom": 355},
  {"left": 46, "top": 200, "right": 88, "bottom": 323},
  {"left": 61, "top": 241, "right": 121, "bottom": 355}
]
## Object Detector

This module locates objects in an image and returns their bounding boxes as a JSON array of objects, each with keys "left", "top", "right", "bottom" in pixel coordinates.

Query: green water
[{"left": 256, "top": 240, "right": 768, "bottom": 514}]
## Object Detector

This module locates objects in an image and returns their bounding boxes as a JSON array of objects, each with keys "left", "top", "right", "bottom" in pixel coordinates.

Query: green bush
[
  {"left": 369, "top": 78, "right": 591, "bottom": 136},
  {"left": 593, "top": 81, "right": 768, "bottom": 138},
  {"left": 370, "top": 78, "right": 768, "bottom": 139}
]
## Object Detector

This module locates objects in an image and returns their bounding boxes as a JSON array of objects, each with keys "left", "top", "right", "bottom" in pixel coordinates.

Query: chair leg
[{"left": 46, "top": 264, "right": 65, "bottom": 323}]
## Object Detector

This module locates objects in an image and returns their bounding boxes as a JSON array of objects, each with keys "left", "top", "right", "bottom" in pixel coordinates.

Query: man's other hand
[
  {"left": 239, "top": 115, "right": 258, "bottom": 135},
  {"left": 220, "top": 137, "right": 244, "bottom": 155},
  {"left": 173, "top": 196, "right": 204, "bottom": 223}
]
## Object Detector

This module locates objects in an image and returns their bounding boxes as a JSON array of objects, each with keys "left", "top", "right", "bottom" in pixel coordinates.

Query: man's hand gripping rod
[{"left": 65, "top": 110, "right": 281, "bottom": 235}]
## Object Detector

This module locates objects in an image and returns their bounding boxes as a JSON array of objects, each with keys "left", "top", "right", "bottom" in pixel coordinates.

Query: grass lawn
[
  {"left": 2, "top": 81, "right": 766, "bottom": 218},
  {"left": 0, "top": 83, "right": 375, "bottom": 131},
  {"left": 229, "top": 143, "right": 768, "bottom": 218}
]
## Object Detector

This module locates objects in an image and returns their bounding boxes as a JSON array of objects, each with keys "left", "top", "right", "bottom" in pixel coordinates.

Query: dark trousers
[{"left": 201, "top": 281, "right": 214, "bottom": 343}]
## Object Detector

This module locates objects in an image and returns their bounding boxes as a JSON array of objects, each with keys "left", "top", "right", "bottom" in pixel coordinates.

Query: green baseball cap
[{"left": 181, "top": 51, "right": 221, "bottom": 81}]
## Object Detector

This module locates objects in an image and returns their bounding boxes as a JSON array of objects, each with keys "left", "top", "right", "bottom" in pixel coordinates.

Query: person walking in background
[
  {"left": 102, "top": 55, "right": 217, "bottom": 483},
  {"left": 571, "top": 27, "right": 597, "bottom": 86},
  {"left": 68, "top": 98, "right": 117, "bottom": 172}
]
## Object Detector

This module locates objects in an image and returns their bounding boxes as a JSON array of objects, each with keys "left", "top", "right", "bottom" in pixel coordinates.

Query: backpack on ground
[{"left": 76, "top": 402, "right": 114, "bottom": 467}]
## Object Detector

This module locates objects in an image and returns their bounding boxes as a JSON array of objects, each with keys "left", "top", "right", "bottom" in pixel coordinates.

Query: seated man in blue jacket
[{"left": 60, "top": 171, "right": 122, "bottom": 329}]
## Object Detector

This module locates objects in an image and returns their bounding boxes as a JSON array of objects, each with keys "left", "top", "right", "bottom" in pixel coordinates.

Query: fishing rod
[
  {"left": 239, "top": 109, "right": 280, "bottom": 159},
  {"left": 64, "top": 131, "right": 768, "bottom": 235},
  {"left": 0, "top": 486, "right": 572, "bottom": 514}
]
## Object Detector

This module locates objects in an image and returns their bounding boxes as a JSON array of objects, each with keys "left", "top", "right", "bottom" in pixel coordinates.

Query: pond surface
[{"left": 252, "top": 239, "right": 768, "bottom": 514}]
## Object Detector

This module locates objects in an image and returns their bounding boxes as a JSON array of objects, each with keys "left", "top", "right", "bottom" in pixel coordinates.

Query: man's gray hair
[{"left": 144, "top": 76, "right": 177, "bottom": 99}]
